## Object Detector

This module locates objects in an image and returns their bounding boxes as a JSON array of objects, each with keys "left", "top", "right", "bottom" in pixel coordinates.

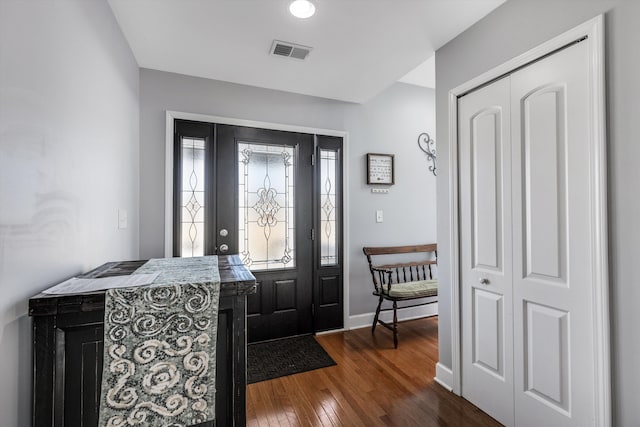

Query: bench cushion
[{"left": 384, "top": 280, "right": 438, "bottom": 298}]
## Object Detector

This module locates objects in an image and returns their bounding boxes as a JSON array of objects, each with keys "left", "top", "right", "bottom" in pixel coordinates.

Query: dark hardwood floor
[{"left": 246, "top": 316, "right": 502, "bottom": 426}]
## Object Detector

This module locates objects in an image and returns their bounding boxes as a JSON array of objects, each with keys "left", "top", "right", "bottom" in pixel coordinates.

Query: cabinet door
[
  {"left": 459, "top": 76, "right": 514, "bottom": 427},
  {"left": 32, "top": 300, "right": 240, "bottom": 427},
  {"left": 63, "top": 323, "right": 104, "bottom": 426}
]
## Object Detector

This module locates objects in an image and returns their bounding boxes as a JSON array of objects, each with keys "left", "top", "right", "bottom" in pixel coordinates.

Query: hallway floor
[{"left": 247, "top": 316, "right": 502, "bottom": 426}]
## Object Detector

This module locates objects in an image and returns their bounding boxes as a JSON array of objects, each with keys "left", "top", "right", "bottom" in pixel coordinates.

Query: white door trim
[
  {"left": 446, "top": 15, "right": 610, "bottom": 426},
  {"left": 164, "top": 111, "right": 351, "bottom": 331}
]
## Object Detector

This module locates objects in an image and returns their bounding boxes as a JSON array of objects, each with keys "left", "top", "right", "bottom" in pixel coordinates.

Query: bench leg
[
  {"left": 392, "top": 301, "right": 398, "bottom": 349},
  {"left": 372, "top": 295, "right": 383, "bottom": 334}
]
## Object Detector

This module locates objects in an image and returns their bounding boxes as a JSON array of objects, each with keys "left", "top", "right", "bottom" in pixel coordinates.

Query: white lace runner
[{"left": 98, "top": 256, "right": 220, "bottom": 427}]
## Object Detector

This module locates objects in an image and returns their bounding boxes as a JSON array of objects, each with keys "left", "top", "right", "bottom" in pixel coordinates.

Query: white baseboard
[
  {"left": 346, "top": 302, "right": 438, "bottom": 330},
  {"left": 316, "top": 328, "right": 346, "bottom": 336},
  {"left": 434, "top": 362, "right": 454, "bottom": 392}
]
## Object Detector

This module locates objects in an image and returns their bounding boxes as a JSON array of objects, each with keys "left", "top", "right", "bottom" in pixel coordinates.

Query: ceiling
[
  {"left": 399, "top": 55, "right": 436, "bottom": 89},
  {"left": 108, "top": 0, "right": 505, "bottom": 103}
]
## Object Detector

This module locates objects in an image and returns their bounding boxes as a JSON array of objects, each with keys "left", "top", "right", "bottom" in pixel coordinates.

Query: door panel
[
  {"left": 511, "top": 41, "right": 593, "bottom": 426},
  {"left": 471, "top": 108, "right": 503, "bottom": 271},
  {"left": 274, "top": 279, "right": 297, "bottom": 310},
  {"left": 473, "top": 288, "right": 504, "bottom": 377},
  {"left": 319, "top": 276, "right": 340, "bottom": 306},
  {"left": 459, "top": 76, "right": 514, "bottom": 427},
  {"left": 524, "top": 302, "right": 570, "bottom": 413},
  {"left": 522, "top": 86, "right": 568, "bottom": 282},
  {"left": 217, "top": 124, "right": 314, "bottom": 342}
]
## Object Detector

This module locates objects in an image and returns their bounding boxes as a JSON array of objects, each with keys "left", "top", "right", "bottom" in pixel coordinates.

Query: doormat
[{"left": 247, "top": 335, "right": 336, "bottom": 384}]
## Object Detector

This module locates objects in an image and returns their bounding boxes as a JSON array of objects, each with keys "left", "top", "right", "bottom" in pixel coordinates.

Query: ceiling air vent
[{"left": 270, "top": 40, "right": 312, "bottom": 60}]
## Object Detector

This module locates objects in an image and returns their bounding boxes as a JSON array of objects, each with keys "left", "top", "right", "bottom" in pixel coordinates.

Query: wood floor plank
[
  {"left": 247, "top": 316, "right": 502, "bottom": 426},
  {"left": 270, "top": 379, "right": 300, "bottom": 426}
]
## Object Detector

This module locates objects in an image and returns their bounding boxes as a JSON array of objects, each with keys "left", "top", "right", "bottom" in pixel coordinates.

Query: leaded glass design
[
  {"left": 320, "top": 149, "right": 338, "bottom": 265},
  {"left": 181, "top": 138, "right": 205, "bottom": 257},
  {"left": 238, "top": 142, "right": 295, "bottom": 270}
]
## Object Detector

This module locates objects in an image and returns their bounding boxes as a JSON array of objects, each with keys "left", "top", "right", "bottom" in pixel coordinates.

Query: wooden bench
[{"left": 363, "top": 244, "right": 438, "bottom": 348}]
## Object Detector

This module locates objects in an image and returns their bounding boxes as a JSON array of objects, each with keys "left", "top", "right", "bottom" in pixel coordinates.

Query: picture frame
[{"left": 366, "top": 153, "right": 394, "bottom": 185}]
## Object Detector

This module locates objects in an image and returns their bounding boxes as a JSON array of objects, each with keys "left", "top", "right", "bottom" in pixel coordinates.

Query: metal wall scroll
[{"left": 418, "top": 132, "right": 437, "bottom": 176}]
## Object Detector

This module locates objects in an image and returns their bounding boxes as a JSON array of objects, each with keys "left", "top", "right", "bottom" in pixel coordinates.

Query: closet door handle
[{"left": 479, "top": 278, "right": 490, "bottom": 285}]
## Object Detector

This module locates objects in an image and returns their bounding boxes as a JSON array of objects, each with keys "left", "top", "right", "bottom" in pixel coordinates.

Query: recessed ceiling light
[{"left": 289, "top": 0, "right": 316, "bottom": 19}]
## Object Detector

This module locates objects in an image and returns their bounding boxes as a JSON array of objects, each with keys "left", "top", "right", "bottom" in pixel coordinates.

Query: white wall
[
  {"left": 139, "top": 69, "right": 436, "bottom": 320},
  {"left": 435, "top": 0, "right": 639, "bottom": 424},
  {"left": 0, "top": 1, "right": 140, "bottom": 425}
]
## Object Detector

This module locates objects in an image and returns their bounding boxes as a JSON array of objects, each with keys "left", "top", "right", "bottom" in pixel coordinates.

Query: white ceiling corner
[
  {"left": 399, "top": 55, "right": 435, "bottom": 89},
  {"left": 108, "top": 0, "right": 505, "bottom": 103}
]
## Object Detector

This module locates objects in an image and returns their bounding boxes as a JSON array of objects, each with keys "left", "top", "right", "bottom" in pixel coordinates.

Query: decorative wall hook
[{"left": 418, "top": 132, "right": 437, "bottom": 176}]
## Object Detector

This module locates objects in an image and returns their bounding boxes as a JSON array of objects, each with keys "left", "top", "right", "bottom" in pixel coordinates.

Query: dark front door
[
  {"left": 217, "top": 124, "right": 314, "bottom": 342},
  {"left": 174, "top": 120, "right": 342, "bottom": 342}
]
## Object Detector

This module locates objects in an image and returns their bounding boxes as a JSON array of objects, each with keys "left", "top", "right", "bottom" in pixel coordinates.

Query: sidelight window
[
  {"left": 320, "top": 149, "right": 338, "bottom": 266},
  {"left": 180, "top": 137, "right": 205, "bottom": 257}
]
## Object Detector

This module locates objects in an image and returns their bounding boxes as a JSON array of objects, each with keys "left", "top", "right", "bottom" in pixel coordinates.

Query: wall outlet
[
  {"left": 376, "top": 210, "right": 384, "bottom": 223},
  {"left": 118, "top": 208, "right": 128, "bottom": 229}
]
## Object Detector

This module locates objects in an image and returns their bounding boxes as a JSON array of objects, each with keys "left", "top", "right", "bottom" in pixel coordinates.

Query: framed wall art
[{"left": 366, "top": 153, "right": 394, "bottom": 185}]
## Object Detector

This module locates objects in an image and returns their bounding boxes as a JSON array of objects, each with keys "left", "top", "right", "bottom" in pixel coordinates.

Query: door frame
[
  {"left": 445, "top": 15, "right": 610, "bottom": 425},
  {"left": 164, "top": 110, "right": 350, "bottom": 331}
]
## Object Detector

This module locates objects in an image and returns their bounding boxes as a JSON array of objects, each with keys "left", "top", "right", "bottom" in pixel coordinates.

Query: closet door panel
[
  {"left": 522, "top": 87, "right": 568, "bottom": 283},
  {"left": 524, "top": 302, "right": 570, "bottom": 412},
  {"left": 511, "top": 40, "right": 594, "bottom": 427},
  {"left": 473, "top": 288, "right": 504, "bottom": 377},
  {"left": 459, "top": 76, "right": 514, "bottom": 427},
  {"left": 472, "top": 108, "right": 503, "bottom": 271}
]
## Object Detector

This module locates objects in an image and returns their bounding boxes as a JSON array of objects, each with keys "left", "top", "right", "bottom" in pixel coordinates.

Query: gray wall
[
  {"left": 435, "top": 0, "right": 639, "bottom": 424},
  {"left": 0, "top": 1, "right": 140, "bottom": 425},
  {"left": 139, "top": 69, "right": 436, "bottom": 319},
  {"left": 344, "top": 83, "right": 437, "bottom": 316}
]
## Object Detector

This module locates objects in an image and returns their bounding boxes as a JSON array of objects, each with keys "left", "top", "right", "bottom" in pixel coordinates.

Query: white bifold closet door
[
  {"left": 460, "top": 39, "right": 597, "bottom": 426},
  {"left": 459, "top": 76, "right": 514, "bottom": 426}
]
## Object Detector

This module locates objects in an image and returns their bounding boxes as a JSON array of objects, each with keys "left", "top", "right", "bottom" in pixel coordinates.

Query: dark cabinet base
[{"left": 30, "top": 256, "right": 255, "bottom": 427}]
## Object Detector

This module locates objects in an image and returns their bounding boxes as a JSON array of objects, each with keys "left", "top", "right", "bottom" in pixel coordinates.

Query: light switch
[
  {"left": 118, "top": 208, "right": 128, "bottom": 229},
  {"left": 376, "top": 210, "right": 383, "bottom": 223}
]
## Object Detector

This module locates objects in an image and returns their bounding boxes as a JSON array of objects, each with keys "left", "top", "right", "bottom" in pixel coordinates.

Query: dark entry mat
[{"left": 247, "top": 335, "right": 337, "bottom": 384}]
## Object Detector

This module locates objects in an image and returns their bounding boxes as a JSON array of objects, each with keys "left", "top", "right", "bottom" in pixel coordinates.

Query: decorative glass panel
[
  {"left": 180, "top": 138, "right": 205, "bottom": 257},
  {"left": 320, "top": 149, "right": 338, "bottom": 265},
  {"left": 238, "top": 142, "right": 295, "bottom": 270}
]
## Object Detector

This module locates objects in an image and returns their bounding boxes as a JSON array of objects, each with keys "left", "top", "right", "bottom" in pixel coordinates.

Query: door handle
[
  {"left": 218, "top": 244, "right": 229, "bottom": 253},
  {"left": 479, "top": 278, "right": 490, "bottom": 285}
]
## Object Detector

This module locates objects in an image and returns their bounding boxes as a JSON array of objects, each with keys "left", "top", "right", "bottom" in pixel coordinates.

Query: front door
[{"left": 173, "top": 120, "right": 343, "bottom": 342}]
